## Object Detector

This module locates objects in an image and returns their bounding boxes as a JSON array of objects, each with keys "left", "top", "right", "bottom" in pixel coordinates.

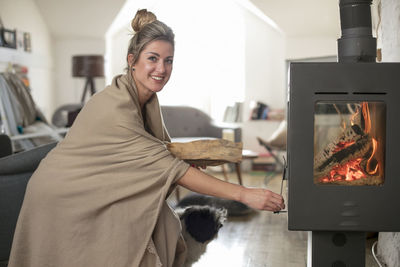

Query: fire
[
  {"left": 316, "top": 101, "right": 384, "bottom": 185},
  {"left": 320, "top": 102, "right": 379, "bottom": 183},
  {"left": 320, "top": 138, "right": 380, "bottom": 183},
  {"left": 320, "top": 158, "right": 367, "bottom": 183},
  {"left": 362, "top": 102, "right": 371, "bottom": 134},
  {"left": 366, "top": 138, "right": 379, "bottom": 175}
]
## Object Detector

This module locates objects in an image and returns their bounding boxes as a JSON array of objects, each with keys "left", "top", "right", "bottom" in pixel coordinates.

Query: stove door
[{"left": 313, "top": 101, "right": 385, "bottom": 186}]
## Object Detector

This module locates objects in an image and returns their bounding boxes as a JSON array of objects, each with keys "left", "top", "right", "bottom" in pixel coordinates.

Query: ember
[{"left": 320, "top": 158, "right": 366, "bottom": 183}]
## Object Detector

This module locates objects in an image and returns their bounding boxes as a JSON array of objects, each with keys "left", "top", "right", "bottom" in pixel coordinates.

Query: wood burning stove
[
  {"left": 287, "top": 0, "right": 400, "bottom": 266},
  {"left": 288, "top": 62, "right": 400, "bottom": 230}
]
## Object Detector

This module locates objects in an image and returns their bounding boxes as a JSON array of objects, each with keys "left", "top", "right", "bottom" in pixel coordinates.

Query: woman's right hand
[{"left": 239, "top": 187, "right": 285, "bottom": 212}]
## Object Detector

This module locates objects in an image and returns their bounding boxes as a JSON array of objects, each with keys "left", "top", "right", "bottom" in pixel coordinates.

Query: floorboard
[{"left": 170, "top": 168, "right": 380, "bottom": 267}]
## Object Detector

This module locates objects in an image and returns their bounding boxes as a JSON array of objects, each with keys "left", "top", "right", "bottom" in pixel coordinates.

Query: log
[
  {"left": 314, "top": 134, "right": 372, "bottom": 173},
  {"left": 313, "top": 129, "right": 384, "bottom": 185},
  {"left": 167, "top": 139, "right": 243, "bottom": 166},
  {"left": 314, "top": 124, "right": 364, "bottom": 170}
]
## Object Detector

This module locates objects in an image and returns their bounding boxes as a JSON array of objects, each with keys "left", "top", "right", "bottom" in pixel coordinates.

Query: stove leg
[{"left": 307, "top": 231, "right": 366, "bottom": 267}]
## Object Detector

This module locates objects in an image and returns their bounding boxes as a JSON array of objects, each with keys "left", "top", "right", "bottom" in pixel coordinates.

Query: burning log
[
  {"left": 314, "top": 124, "right": 382, "bottom": 185},
  {"left": 314, "top": 124, "right": 364, "bottom": 169}
]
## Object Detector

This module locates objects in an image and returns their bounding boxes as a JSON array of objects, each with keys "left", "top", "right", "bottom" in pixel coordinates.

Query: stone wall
[{"left": 376, "top": 0, "right": 400, "bottom": 266}]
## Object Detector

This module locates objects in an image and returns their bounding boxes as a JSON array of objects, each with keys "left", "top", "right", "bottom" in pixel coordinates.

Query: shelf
[{"left": 0, "top": 47, "right": 51, "bottom": 70}]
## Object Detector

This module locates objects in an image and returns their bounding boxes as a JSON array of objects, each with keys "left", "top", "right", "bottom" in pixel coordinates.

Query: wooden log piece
[
  {"left": 167, "top": 139, "right": 243, "bottom": 166},
  {"left": 314, "top": 124, "right": 364, "bottom": 170}
]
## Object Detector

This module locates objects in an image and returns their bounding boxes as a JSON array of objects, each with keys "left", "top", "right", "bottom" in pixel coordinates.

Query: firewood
[
  {"left": 314, "top": 124, "right": 364, "bottom": 169},
  {"left": 314, "top": 133, "right": 372, "bottom": 173},
  {"left": 167, "top": 139, "right": 243, "bottom": 166},
  {"left": 313, "top": 132, "right": 384, "bottom": 185}
]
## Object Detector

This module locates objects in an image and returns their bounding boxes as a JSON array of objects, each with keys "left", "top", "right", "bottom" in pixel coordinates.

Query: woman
[{"left": 8, "top": 9, "right": 284, "bottom": 267}]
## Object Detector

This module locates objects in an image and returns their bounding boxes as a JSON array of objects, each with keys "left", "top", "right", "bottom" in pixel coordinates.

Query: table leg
[
  {"left": 221, "top": 164, "right": 229, "bottom": 181},
  {"left": 235, "top": 163, "right": 243, "bottom": 185}
]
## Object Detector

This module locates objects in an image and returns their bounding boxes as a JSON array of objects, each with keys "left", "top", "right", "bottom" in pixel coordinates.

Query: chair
[
  {"left": 257, "top": 120, "right": 287, "bottom": 172},
  {"left": 161, "top": 105, "right": 241, "bottom": 142},
  {"left": 0, "top": 142, "right": 57, "bottom": 266},
  {"left": 51, "top": 103, "right": 84, "bottom": 128},
  {"left": 0, "top": 134, "right": 12, "bottom": 158}
]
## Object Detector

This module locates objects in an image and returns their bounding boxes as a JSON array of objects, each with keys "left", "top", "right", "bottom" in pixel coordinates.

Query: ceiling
[
  {"left": 34, "top": 0, "right": 340, "bottom": 39},
  {"left": 250, "top": 0, "right": 340, "bottom": 38},
  {"left": 34, "top": 0, "right": 126, "bottom": 38}
]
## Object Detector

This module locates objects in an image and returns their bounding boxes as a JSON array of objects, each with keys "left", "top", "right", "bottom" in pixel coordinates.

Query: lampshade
[{"left": 72, "top": 55, "right": 104, "bottom": 78}]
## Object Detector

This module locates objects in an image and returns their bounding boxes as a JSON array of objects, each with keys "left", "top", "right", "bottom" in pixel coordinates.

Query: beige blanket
[{"left": 8, "top": 74, "right": 190, "bottom": 267}]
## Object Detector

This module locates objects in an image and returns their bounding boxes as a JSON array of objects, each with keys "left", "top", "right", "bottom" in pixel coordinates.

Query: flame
[
  {"left": 362, "top": 102, "right": 371, "bottom": 134},
  {"left": 366, "top": 138, "right": 379, "bottom": 175},
  {"left": 349, "top": 102, "right": 371, "bottom": 132}
]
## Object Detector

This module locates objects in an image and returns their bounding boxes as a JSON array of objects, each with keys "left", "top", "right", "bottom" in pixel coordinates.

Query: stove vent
[{"left": 338, "top": 0, "right": 376, "bottom": 63}]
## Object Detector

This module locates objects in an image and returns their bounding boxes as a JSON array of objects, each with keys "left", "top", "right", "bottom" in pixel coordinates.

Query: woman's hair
[{"left": 127, "top": 9, "right": 175, "bottom": 69}]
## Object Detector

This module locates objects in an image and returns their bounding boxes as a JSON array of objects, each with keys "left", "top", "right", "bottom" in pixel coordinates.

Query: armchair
[
  {"left": 161, "top": 105, "right": 241, "bottom": 142},
  {"left": 0, "top": 134, "right": 12, "bottom": 158},
  {"left": 0, "top": 142, "right": 57, "bottom": 266}
]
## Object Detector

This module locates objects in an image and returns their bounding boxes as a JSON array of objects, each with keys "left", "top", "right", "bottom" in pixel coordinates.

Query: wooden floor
[{"left": 170, "top": 168, "right": 380, "bottom": 267}]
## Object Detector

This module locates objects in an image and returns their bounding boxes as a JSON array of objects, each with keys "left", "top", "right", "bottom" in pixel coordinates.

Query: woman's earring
[{"left": 132, "top": 67, "right": 135, "bottom": 71}]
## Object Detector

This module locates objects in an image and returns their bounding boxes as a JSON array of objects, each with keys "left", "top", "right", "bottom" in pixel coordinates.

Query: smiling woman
[{"left": 8, "top": 9, "right": 284, "bottom": 267}]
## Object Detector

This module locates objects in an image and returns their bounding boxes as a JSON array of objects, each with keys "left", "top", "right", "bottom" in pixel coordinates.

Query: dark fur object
[
  {"left": 179, "top": 205, "right": 226, "bottom": 243},
  {"left": 176, "top": 192, "right": 254, "bottom": 217},
  {"left": 176, "top": 205, "right": 227, "bottom": 266}
]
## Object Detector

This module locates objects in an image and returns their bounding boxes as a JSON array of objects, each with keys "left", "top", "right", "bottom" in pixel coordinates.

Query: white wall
[
  {"left": 0, "top": 0, "right": 54, "bottom": 119},
  {"left": 0, "top": 0, "right": 112, "bottom": 121},
  {"left": 53, "top": 37, "right": 106, "bottom": 107},
  {"left": 286, "top": 36, "right": 338, "bottom": 60},
  {"left": 240, "top": 5, "right": 286, "bottom": 151}
]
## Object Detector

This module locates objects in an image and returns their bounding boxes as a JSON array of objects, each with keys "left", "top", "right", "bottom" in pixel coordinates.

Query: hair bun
[{"left": 131, "top": 9, "right": 157, "bottom": 33}]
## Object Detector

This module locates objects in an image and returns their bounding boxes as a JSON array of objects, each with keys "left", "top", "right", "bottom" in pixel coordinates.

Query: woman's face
[{"left": 130, "top": 40, "right": 174, "bottom": 96}]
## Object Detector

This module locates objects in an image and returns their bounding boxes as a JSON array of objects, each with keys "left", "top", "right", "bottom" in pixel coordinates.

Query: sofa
[{"left": 0, "top": 142, "right": 57, "bottom": 266}]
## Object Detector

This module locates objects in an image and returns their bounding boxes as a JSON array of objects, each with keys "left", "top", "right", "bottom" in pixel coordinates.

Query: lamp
[{"left": 72, "top": 55, "right": 104, "bottom": 104}]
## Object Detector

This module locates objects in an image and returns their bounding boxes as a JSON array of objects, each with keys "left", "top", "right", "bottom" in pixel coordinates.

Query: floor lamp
[{"left": 72, "top": 55, "right": 104, "bottom": 104}]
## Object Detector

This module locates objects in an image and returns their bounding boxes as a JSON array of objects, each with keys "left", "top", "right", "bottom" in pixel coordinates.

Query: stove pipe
[{"left": 337, "top": 0, "right": 377, "bottom": 63}]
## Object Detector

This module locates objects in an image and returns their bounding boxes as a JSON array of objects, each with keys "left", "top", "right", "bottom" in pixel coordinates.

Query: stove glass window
[{"left": 314, "top": 101, "right": 385, "bottom": 185}]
